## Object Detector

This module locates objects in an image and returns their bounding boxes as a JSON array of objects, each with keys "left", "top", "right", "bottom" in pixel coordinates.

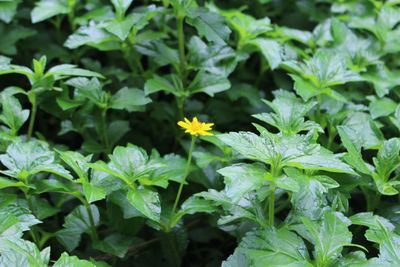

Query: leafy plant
[{"left": 2, "top": 0, "right": 400, "bottom": 266}]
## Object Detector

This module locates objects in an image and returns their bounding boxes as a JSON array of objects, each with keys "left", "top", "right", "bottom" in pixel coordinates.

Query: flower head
[{"left": 177, "top": 117, "right": 214, "bottom": 136}]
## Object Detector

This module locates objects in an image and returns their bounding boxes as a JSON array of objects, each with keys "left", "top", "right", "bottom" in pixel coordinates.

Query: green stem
[
  {"left": 77, "top": 195, "right": 99, "bottom": 242},
  {"left": 67, "top": 0, "right": 77, "bottom": 31},
  {"left": 101, "top": 108, "right": 110, "bottom": 154},
  {"left": 177, "top": 97, "right": 186, "bottom": 119},
  {"left": 177, "top": 15, "right": 187, "bottom": 85},
  {"left": 327, "top": 126, "right": 336, "bottom": 150},
  {"left": 268, "top": 183, "right": 276, "bottom": 227},
  {"left": 27, "top": 93, "right": 37, "bottom": 140},
  {"left": 171, "top": 136, "right": 196, "bottom": 216}
]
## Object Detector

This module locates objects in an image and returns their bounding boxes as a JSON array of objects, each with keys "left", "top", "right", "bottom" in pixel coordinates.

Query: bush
[{"left": 1, "top": 0, "right": 400, "bottom": 266}]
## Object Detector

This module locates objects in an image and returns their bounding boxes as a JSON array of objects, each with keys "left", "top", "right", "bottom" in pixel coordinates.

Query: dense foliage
[{"left": 1, "top": 0, "right": 400, "bottom": 266}]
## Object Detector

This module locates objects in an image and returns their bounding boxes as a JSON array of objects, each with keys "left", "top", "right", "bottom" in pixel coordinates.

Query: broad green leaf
[
  {"left": 341, "top": 112, "right": 384, "bottom": 150},
  {"left": 253, "top": 89, "right": 320, "bottom": 135},
  {"left": 218, "top": 163, "right": 266, "bottom": 202},
  {"left": 287, "top": 153, "right": 356, "bottom": 175},
  {"left": 351, "top": 212, "right": 400, "bottom": 265},
  {"left": 363, "top": 65, "right": 400, "bottom": 97},
  {"left": 90, "top": 144, "right": 164, "bottom": 184},
  {"left": 248, "top": 38, "right": 281, "bottom": 69},
  {"left": 31, "top": 0, "right": 69, "bottom": 23},
  {"left": 110, "top": 0, "right": 133, "bottom": 17},
  {"left": 56, "top": 150, "right": 92, "bottom": 180},
  {"left": 127, "top": 187, "right": 161, "bottom": 222},
  {"left": 0, "top": 141, "right": 73, "bottom": 181},
  {"left": 368, "top": 96, "right": 397, "bottom": 119},
  {"left": 66, "top": 77, "right": 110, "bottom": 108},
  {"left": 94, "top": 234, "right": 132, "bottom": 258},
  {"left": 0, "top": 0, "right": 21, "bottom": 23},
  {"left": 46, "top": 64, "right": 104, "bottom": 79},
  {"left": 64, "top": 23, "right": 119, "bottom": 51},
  {"left": 110, "top": 87, "right": 151, "bottom": 112},
  {"left": 53, "top": 252, "right": 95, "bottom": 267},
  {"left": 337, "top": 125, "right": 372, "bottom": 175},
  {"left": 144, "top": 74, "right": 184, "bottom": 96},
  {"left": 224, "top": 227, "right": 311, "bottom": 267},
  {"left": 187, "top": 36, "right": 238, "bottom": 76},
  {"left": 187, "top": 71, "right": 231, "bottom": 96},
  {"left": 218, "top": 131, "right": 273, "bottom": 164},
  {"left": 56, "top": 204, "right": 100, "bottom": 251},
  {"left": 220, "top": 9, "right": 271, "bottom": 41},
  {"left": 0, "top": 24, "right": 36, "bottom": 55},
  {"left": 187, "top": 8, "right": 231, "bottom": 45},
  {"left": 0, "top": 93, "right": 29, "bottom": 135},
  {"left": 82, "top": 182, "right": 106, "bottom": 203},
  {"left": 299, "top": 211, "right": 352, "bottom": 266},
  {"left": 0, "top": 237, "right": 50, "bottom": 267},
  {"left": 104, "top": 15, "right": 136, "bottom": 41},
  {"left": 373, "top": 138, "right": 400, "bottom": 182},
  {"left": 0, "top": 203, "right": 41, "bottom": 238}
]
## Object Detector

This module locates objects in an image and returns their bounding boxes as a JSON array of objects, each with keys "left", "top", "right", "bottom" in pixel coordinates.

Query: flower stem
[
  {"left": 27, "top": 93, "right": 37, "bottom": 140},
  {"left": 171, "top": 136, "right": 196, "bottom": 216}
]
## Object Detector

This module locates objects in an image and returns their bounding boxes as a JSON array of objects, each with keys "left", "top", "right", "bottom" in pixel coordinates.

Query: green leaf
[
  {"left": 110, "top": 87, "right": 151, "bottom": 112},
  {"left": 187, "top": 36, "right": 238, "bottom": 76},
  {"left": 0, "top": 24, "right": 36, "bottom": 55},
  {"left": 64, "top": 23, "right": 119, "bottom": 50},
  {"left": 0, "top": 0, "right": 21, "bottom": 23},
  {"left": 248, "top": 38, "right": 281, "bottom": 70},
  {"left": 368, "top": 96, "right": 397, "bottom": 119},
  {"left": 90, "top": 144, "right": 163, "bottom": 184},
  {"left": 0, "top": 93, "right": 29, "bottom": 135},
  {"left": 46, "top": 64, "right": 104, "bottom": 79},
  {"left": 218, "top": 163, "right": 266, "bottom": 202},
  {"left": 351, "top": 212, "right": 400, "bottom": 265},
  {"left": 0, "top": 203, "right": 41, "bottom": 238},
  {"left": 218, "top": 131, "right": 273, "bottom": 164},
  {"left": 186, "top": 8, "right": 231, "bottom": 45},
  {"left": 53, "top": 252, "right": 95, "bottom": 267},
  {"left": 127, "top": 187, "right": 161, "bottom": 222},
  {"left": 253, "top": 89, "right": 320, "bottom": 135},
  {"left": 287, "top": 153, "right": 356, "bottom": 175},
  {"left": 341, "top": 112, "right": 383, "bottom": 150},
  {"left": 362, "top": 65, "right": 400, "bottom": 97},
  {"left": 110, "top": 0, "right": 133, "bottom": 17},
  {"left": 56, "top": 204, "right": 99, "bottom": 251},
  {"left": 337, "top": 125, "right": 373, "bottom": 175},
  {"left": 0, "top": 237, "right": 50, "bottom": 267},
  {"left": 0, "top": 141, "right": 73, "bottom": 180},
  {"left": 94, "top": 234, "right": 132, "bottom": 258},
  {"left": 144, "top": 74, "right": 184, "bottom": 96},
  {"left": 66, "top": 77, "right": 110, "bottom": 108},
  {"left": 187, "top": 71, "right": 231, "bottom": 96},
  {"left": 224, "top": 227, "right": 311, "bottom": 267},
  {"left": 299, "top": 211, "right": 352, "bottom": 266},
  {"left": 31, "top": 0, "right": 69, "bottom": 23},
  {"left": 82, "top": 182, "right": 106, "bottom": 203}
]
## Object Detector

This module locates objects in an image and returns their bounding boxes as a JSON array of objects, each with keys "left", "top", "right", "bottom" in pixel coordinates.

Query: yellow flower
[{"left": 177, "top": 117, "right": 214, "bottom": 136}]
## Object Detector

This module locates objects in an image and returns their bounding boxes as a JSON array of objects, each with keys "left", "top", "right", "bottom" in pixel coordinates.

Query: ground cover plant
[{"left": 2, "top": 0, "right": 400, "bottom": 266}]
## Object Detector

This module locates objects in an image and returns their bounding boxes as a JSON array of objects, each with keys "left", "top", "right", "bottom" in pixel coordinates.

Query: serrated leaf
[
  {"left": 53, "top": 252, "right": 95, "bottom": 267},
  {"left": 56, "top": 204, "right": 99, "bottom": 251},
  {"left": 127, "top": 187, "right": 161, "bottom": 222},
  {"left": 187, "top": 8, "right": 231, "bottom": 45},
  {"left": 0, "top": 141, "right": 73, "bottom": 180},
  {"left": 31, "top": 0, "right": 69, "bottom": 23}
]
